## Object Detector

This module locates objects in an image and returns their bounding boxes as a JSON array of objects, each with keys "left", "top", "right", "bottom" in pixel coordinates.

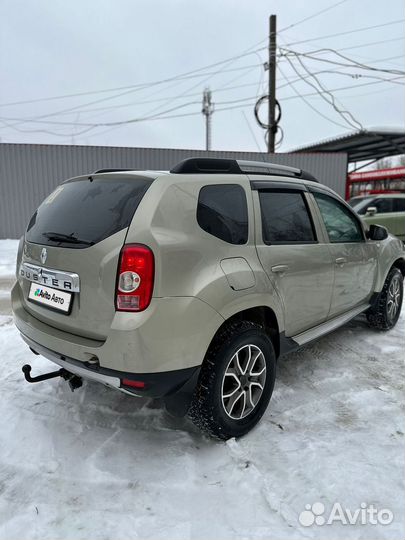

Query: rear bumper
[
  {"left": 11, "top": 281, "right": 224, "bottom": 374},
  {"left": 22, "top": 333, "right": 200, "bottom": 399}
]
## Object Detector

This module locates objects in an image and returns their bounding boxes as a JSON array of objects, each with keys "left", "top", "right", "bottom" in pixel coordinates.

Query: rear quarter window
[
  {"left": 26, "top": 176, "right": 152, "bottom": 248},
  {"left": 197, "top": 184, "right": 248, "bottom": 244}
]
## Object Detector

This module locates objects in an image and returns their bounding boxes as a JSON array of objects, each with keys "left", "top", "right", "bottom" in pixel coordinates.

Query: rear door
[
  {"left": 253, "top": 183, "right": 334, "bottom": 337},
  {"left": 310, "top": 188, "right": 377, "bottom": 318},
  {"left": 18, "top": 174, "right": 152, "bottom": 340}
]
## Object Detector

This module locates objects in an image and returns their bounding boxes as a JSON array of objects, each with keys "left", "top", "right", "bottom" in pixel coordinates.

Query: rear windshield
[{"left": 26, "top": 176, "right": 152, "bottom": 248}]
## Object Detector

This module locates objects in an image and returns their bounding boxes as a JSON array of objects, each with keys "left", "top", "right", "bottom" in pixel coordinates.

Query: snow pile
[
  {"left": 0, "top": 240, "right": 404, "bottom": 539},
  {"left": 0, "top": 239, "right": 18, "bottom": 278}
]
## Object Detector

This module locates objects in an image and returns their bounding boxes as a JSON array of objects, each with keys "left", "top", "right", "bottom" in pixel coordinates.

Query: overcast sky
[{"left": 0, "top": 0, "right": 404, "bottom": 152}]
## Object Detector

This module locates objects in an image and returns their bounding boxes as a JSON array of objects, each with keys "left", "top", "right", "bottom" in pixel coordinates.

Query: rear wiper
[{"left": 43, "top": 232, "right": 94, "bottom": 246}]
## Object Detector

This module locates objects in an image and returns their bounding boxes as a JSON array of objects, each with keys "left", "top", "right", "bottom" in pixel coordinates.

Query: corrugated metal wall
[{"left": 0, "top": 143, "right": 347, "bottom": 238}]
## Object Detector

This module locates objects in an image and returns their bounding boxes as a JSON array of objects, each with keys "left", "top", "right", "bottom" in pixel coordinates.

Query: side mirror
[
  {"left": 367, "top": 224, "right": 388, "bottom": 241},
  {"left": 366, "top": 206, "right": 377, "bottom": 216}
]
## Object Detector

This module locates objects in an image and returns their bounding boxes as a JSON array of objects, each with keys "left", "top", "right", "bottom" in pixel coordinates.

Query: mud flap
[{"left": 163, "top": 367, "right": 201, "bottom": 417}]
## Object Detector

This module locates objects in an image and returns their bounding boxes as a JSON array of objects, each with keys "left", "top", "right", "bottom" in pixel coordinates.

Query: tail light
[
  {"left": 116, "top": 244, "right": 154, "bottom": 312},
  {"left": 121, "top": 378, "right": 146, "bottom": 389}
]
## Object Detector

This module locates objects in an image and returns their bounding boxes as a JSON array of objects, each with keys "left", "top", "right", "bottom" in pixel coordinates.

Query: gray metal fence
[{"left": 0, "top": 143, "right": 347, "bottom": 238}]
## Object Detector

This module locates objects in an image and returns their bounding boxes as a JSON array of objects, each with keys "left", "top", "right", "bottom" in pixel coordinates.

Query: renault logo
[{"left": 40, "top": 248, "right": 47, "bottom": 265}]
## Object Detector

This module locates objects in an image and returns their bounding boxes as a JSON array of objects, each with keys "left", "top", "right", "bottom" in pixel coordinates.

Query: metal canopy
[{"left": 292, "top": 128, "right": 405, "bottom": 163}]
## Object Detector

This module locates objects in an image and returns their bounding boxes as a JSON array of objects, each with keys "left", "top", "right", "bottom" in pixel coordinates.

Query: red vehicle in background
[{"left": 346, "top": 167, "right": 405, "bottom": 200}]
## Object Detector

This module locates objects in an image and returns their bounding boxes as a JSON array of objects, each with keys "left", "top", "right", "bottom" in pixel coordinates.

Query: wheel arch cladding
[
  {"left": 392, "top": 257, "right": 405, "bottom": 277},
  {"left": 207, "top": 305, "right": 280, "bottom": 359}
]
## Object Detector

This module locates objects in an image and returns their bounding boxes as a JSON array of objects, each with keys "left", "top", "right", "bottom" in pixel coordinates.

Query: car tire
[
  {"left": 188, "top": 321, "right": 276, "bottom": 440},
  {"left": 367, "top": 267, "right": 403, "bottom": 330}
]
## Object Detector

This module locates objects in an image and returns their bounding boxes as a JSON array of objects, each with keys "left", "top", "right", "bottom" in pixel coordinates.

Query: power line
[
  {"left": 280, "top": 47, "right": 405, "bottom": 76},
  {"left": 286, "top": 54, "right": 363, "bottom": 129},
  {"left": 2, "top": 21, "right": 402, "bottom": 136},
  {"left": 0, "top": 100, "right": 201, "bottom": 128},
  {"left": 2, "top": 75, "right": 402, "bottom": 127},
  {"left": 5, "top": 76, "right": 400, "bottom": 131},
  {"left": 242, "top": 110, "right": 263, "bottom": 152},
  {"left": 0, "top": 44, "right": 267, "bottom": 109},
  {"left": 284, "top": 19, "right": 405, "bottom": 47},
  {"left": 278, "top": 0, "right": 350, "bottom": 33},
  {"left": 276, "top": 63, "right": 350, "bottom": 129},
  {"left": 3, "top": 32, "right": 399, "bottom": 116},
  {"left": 43, "top": 59, "right": 404, "bottom": 120},
  {"left": 0, "top": 63, "right": 263, "bottom": 133},
  {"left": 309, "top": 36, "right": 405, "bottom": 54},
  {"left": 302, "top": 49, "right": 405, "bottom": 75},
  {"left": 2, "top": 75, "right": 402, "bottom": 139},
  {"left": 139, "top": 39, "right": 266, "bottom": 121},
  {"left": 280, "top": 76, "right": 404, "bottom": 99}
]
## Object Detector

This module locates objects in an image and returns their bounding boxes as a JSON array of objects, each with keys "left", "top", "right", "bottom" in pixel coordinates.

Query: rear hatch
[{"left": 18, "top": 173, "right": 153, "bottom": 340}]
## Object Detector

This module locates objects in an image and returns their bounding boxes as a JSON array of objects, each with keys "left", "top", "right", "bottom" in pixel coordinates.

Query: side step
[{"left": 292, "top": 303, "right": 369, "bottom": 346}]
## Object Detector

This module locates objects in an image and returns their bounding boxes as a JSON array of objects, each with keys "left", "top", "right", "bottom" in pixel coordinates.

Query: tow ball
[{"left": 22, "top": 364, "right": 83, "bottom": 392}]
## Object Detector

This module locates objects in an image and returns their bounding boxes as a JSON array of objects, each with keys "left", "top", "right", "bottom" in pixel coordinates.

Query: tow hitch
[{"left": 22, "top": 364, "right": 83, "bottom": 391}]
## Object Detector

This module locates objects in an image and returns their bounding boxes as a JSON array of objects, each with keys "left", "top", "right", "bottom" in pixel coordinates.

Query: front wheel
[
  {"left": 188, "top": 321, "right": 276, "bottom": 440},
  {"left": 367, "top": 267, "right": 403, "bottom": 330}
]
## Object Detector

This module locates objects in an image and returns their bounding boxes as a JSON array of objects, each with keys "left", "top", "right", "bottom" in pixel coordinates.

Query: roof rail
[
  {"left": 170, "top": 158, "right": 241, "bottom": 174},
  {"left": 93, "top": 168, "right": 134, "bottom": 174},
  {"left": 170, "top": 157, "right": 318, "bottom": 182}
]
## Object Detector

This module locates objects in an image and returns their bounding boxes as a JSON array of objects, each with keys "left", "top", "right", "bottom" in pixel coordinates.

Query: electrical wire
[
  {"left": 277, "top": 0, "right": 350, "bottom": 34},
  {"left": 276, "top": 62, "right": 353, "bottom": 130},
  {"left": 45, "top": 64, "right": 404, "bottom": 120},
  {"left": 0, "top": 43, "right": 268, "bottom": 109},
  {"left": 306, "top": 36, "right": 405, "bottom": 55},
  {"left": 139, "top": 39, "right": 267, "bottom": 119},
  {"left": 284, "top": 19, "right": 405, "bottom": 47},
  {"left": 0, "top": 63, "right": 262, "bottom": 131},
  {"left": 287, "top": 54, "right": 363, "bottom": 129},
  {"left": 278, "top": 69, "right": 405, "bottom": 88},
  {"left": 2, "top": 75, "right": 402, "bottom": 131},
  {"left": 2, "top": 73, "right": 403, "bottom": 139},
  {"left": 281, "top": 47, "right": 405, "bottom": 76},
  {"left": 242, "top": 110, "right": 263, "bottom": 152}
]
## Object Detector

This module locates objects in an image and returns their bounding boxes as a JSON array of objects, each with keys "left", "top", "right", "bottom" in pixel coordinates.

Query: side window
[
  {"left": 374, "top": 198, "right": 393, "bottom": 213},
  {"left": 197, "top": 184, "right": 248, "bottom": 244},
  {"left": 393, "top": 198, "right": 405, "bottom": 212},
  {"left": 259, "top": 190, "right": 316, "bottom": 244},
  {"left": 314, "top": 192, "right": 364, "bottom": 243}
]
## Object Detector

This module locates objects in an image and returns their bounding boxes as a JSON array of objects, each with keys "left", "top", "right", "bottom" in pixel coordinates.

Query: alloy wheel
[
  {"left": 221, "top": 344, "right": 267, "bottom": 420},
  {"left": 387, "top": 276, "right": 401, "bottom": 320}
]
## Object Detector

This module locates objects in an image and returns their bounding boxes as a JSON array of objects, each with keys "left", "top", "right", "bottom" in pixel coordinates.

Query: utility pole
[
  {"left": 202, "top": 87, "right": 214, "bottom": 151},
  {"left": 268, "top": 14, "right": 277, "bottom": 153}
]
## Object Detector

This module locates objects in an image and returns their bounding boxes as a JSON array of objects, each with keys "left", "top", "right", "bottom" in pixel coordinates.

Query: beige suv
[{"left": 12, "top": 158, "right": 405, "bottom": 439}]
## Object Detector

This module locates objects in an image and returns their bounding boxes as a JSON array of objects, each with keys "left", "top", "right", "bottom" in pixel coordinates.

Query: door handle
[
  {"left": 335, "top": 257, "right": 347, "bottom": 265},
  {"left": 271, "top": 264, "right": 289, "bottom": 274}
]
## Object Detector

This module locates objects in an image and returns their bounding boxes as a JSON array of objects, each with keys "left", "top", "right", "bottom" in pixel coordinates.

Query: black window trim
[
  {"left": 250, "top": 180, "right": 307, "bottom": 192},
  {"left": 258, "top": 188, "right": 319, "bottom": 246},
  {"left": 196, "top": 183, "right": 249, "bottom": 245},
  {"left": 309, "top": 186, "right": 367, "bottom": 243}
]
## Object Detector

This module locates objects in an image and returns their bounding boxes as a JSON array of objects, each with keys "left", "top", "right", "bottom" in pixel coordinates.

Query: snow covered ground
[{"left": 0, "top": 239, "right": 404, "bottom": 540}]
